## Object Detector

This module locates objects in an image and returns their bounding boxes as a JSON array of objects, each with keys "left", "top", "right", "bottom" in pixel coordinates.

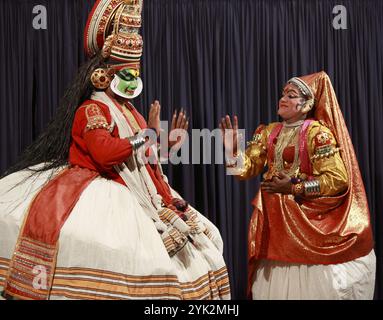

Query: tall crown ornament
[{"left": 84, "top": 0, "right": 144, "bottom": 98}]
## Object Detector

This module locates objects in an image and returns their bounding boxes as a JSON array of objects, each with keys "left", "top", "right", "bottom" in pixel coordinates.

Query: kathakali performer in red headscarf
[
  {"left": 0, "top": 0, "right": 230, "bottom": 300},
  {"left": 220, "top": 71, "right": 376, "bottom": 300}
]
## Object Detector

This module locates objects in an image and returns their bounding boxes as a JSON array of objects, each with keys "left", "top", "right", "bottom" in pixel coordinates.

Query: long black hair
[{"left": 2, "top": 53, "right": 105, "bottom": 178}]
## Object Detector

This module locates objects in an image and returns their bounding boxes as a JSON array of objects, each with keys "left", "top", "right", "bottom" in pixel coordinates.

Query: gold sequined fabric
[
  {"left": 236, "top": 123, "right": 278, "bottom": 180},
  {"left": 308, "top": 122, "right": 348, "bottom": 196},
  {"left": 84, "top": 104, "right": 111, "bottom": 131}
]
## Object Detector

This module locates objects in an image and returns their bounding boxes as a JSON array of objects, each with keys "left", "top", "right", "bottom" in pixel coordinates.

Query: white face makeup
[{"left": 278, "top": 83, "right": 307, "bottom": 122}]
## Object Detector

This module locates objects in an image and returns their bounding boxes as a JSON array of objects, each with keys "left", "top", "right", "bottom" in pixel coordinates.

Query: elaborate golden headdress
[
  {"left": 84, "top": 0, "right": 144, "bottom": 97},
  {"left": 84, "top": 0, "right": 143, "bottom": 70}
]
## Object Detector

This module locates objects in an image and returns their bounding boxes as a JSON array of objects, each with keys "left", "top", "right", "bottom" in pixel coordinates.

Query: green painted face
[{"left": 115, "top": 68, "right": 139, "bottom": 96}]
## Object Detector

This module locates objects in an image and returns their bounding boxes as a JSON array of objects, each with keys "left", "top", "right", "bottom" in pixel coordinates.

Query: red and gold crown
[
  {"left": 84, "top": 0, "right": 143, "bottom": 69},
  {"left": 119, "top": 0, "right": 142, "bottom": 29}
]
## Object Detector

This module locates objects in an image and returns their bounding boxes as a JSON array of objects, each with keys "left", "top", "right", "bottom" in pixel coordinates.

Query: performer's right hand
[{"left": 219, "top": 115, "right": 239, "bottom": 156}]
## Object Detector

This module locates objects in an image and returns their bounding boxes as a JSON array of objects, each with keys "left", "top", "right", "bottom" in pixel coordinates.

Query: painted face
[
  {"left": 115, "top": 68, "right": 139, "bottom": 95},
  {"left": 278, "top": 83, "right": 306, "bottom": 121}
]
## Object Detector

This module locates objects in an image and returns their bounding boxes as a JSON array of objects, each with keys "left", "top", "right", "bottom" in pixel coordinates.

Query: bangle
[
  {"left": 128, "top": 135, "right": 146, "bottom": 151},
  {"left": 291, "top": 180, "right": 321, "bottom": 197},
  {"left": 290, "top": 177, "right": 302, "bottom": 185},
  {"left": 304, "top": 180, "right": 321, "bottom": 196},
  {"left": 292, "top": 182, "right": 304, "bottom": 196}
]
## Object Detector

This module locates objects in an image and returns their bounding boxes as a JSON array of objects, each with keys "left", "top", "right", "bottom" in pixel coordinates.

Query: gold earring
[{"left": 91, "top": 68, "right": 112, "bottom": 90}]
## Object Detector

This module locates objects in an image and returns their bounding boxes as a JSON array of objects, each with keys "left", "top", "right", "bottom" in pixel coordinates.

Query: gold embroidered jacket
[{"left": 235, "top": 121, "right": 348, "bottom": 197}]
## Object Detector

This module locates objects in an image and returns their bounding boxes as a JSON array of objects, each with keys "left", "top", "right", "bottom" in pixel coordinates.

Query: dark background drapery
[{"left": 0, "top": 0, "right": 382, "bottom": 300}]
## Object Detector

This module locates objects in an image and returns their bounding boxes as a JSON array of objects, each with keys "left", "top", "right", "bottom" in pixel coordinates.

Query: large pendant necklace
[{"left": 273, "top": 123, "right": 302, "bottom": 177}]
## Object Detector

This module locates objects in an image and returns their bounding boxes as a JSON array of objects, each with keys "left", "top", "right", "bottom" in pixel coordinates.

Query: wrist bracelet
[
  {"left": 292, "top": 182, "right": 304, "bottom": 196},
  {"left": 304, "top": 180, "right": 321, "bottom": 196},
  {"left": 128, "top": 135, "right": 146, "bottom": 151},
  {"left": 291, "top": 180, "right": 321, "bottom": 197}
]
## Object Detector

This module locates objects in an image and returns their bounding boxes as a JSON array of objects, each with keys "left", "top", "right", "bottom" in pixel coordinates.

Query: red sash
[{"left": 4, "top": 167, "right": 98, "bottom": 299}]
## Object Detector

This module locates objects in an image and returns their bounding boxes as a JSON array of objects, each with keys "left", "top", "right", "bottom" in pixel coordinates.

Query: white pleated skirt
[
  {"left": 252, "top": 250, "right": 376, "bottom": 300},
  {"left": 0, "top": 167, "right": 230, "bottom": 300}
]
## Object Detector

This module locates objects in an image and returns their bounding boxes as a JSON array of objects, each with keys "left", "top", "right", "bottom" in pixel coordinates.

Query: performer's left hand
[
  {"left": 148, "top": 100, "right": 161, "bottom": 136},
  {"left": 169, "top": 109, "right": 189, "bottom": 150},
  {"left": 261, "top": 171, "right": 292, "bottom": 194}
]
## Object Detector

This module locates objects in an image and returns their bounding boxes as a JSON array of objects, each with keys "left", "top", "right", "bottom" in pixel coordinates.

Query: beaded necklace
[{"left": 273, "top": 122, "right": 303, "bottom": 177}]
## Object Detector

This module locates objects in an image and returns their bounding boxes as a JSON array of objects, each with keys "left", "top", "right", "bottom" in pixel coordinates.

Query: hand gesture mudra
[
  {"left": 261, "top": 171, "right": 292, "bottom": 194},
  {"left": 169, "top": 108, "right": 189, "bottom": 149},
  {"left": 219, "top": 115, "right": 240, "bottom": 156},
  {"left": 147, "top": 100, "right": 161, "bottom": 136}
]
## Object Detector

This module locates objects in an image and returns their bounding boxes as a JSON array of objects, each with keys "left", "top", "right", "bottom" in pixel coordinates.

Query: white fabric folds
[{"left": 252, "top": 250, "right": 376, "bottom": 300}]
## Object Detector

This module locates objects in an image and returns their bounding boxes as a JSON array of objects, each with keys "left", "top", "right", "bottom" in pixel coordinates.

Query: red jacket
[
  {"left": 69, "top": 99, "right": 133, "bottom": 186},
  {"left": 69, "top": 99, "right": 174, "bottom": 206}
]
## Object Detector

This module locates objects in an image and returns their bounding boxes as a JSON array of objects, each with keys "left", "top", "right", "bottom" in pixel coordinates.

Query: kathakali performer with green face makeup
[{"left": 0, "top": 0, "right": 230, "bottom": 300}]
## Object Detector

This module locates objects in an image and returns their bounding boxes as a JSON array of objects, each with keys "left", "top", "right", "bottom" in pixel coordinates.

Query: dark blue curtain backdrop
[{"left": 0, "top": 0, "right": 382, "bottom": 299}]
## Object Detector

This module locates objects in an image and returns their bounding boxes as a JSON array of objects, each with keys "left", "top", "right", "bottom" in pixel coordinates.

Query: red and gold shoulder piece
[
  {"left": 314, "top": 131, "right": 333, "bottom": 146},
  {"left": 312, "top": 128, "right": 340, "bottom": 161},
  {"left": 247, "top": 124, "right": 266, "bottom": 147},
  {"left": 84, "top": 103, "right": 111, "bottom": 131}
]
